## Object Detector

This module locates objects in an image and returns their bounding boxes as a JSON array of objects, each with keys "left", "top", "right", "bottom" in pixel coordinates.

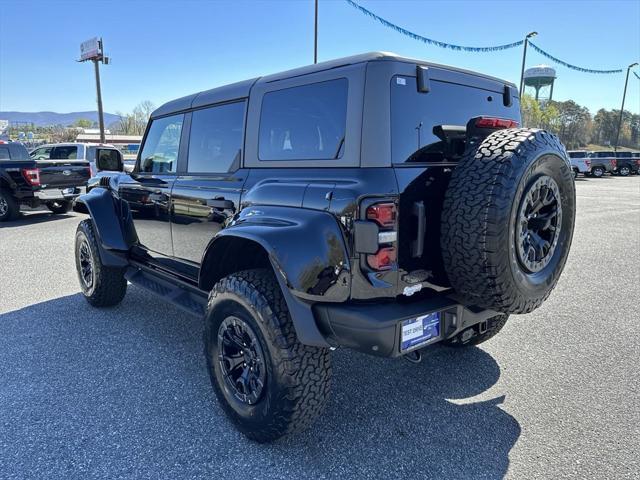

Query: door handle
[{"left": 206, "top": 198, "right": 234, "bottom": 209}]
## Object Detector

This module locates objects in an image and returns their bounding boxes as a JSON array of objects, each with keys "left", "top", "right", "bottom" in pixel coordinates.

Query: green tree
[{"left": 72, "top": 119, "right": 93, "bottom": 129}]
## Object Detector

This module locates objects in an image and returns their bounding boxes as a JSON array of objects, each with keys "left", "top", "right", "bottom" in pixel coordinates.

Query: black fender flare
[
  {"left": 73, "top": 187, "right": 136, "bottom": 267},
  {"left": 199, "top": 205, "right": 352, "bottom": 347}
]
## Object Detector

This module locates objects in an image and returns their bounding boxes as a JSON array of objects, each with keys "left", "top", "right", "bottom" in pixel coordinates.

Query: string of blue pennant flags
[
  {"left": 527, "top": 42, "right": 622, "bottom": 74},
  {"left": 343, "top": 0, "right": 524, "bottom": 52},
  {"left": 345, "top": 0, "right": 624, "bottom": 74}
]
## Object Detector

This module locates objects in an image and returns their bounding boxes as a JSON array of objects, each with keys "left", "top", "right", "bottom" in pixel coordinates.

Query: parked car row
[{"left": 568, "top": 150, "right": 640, "bottom": 178}]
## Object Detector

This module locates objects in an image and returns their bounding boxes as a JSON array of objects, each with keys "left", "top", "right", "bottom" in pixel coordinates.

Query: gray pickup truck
[{"left": 588, "top": 151, "right": 617, "bottom": 177}]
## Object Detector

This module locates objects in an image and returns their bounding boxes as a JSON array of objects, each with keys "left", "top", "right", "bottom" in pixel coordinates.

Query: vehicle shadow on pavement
[
  {"left": 0, "top": 212, "right": 74, "bottom": 228},
  {"left": 0, "top": 289, "right": 520, "bottom": 479}
]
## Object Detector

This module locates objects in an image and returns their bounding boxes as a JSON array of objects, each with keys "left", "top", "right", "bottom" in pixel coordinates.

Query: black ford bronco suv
[{"left": 73, "top": 52, "right": 575, "bottom": 442}]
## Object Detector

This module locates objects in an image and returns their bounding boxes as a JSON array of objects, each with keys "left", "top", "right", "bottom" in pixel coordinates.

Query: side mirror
[{"left": 95, "top": 148, "right": 124, "bottom": 172}]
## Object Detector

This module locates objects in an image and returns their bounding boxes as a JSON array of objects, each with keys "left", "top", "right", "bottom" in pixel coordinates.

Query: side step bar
[{"left": 125, "top": 265, "right": 208, "bottom": 317}]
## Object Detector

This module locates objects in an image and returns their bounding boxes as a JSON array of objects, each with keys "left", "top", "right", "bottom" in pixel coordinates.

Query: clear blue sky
[{"left": 1, "top": 0, "right": 639, "bottom": 115}]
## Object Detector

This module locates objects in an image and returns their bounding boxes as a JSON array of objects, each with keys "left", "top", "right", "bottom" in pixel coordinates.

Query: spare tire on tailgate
[{"left": 441, "top": 128, "right": 575, "bottom": 314}]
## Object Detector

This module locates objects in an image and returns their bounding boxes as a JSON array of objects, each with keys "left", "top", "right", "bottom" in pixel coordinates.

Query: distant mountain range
[{"left": 0, "top": 111, "right": 120, "bottom": 127}]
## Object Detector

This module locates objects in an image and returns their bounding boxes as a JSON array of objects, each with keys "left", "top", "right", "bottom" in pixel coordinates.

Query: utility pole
[
  {"left": 314, "top": 0, "right": 318, "bottom": 64},
  {"left": 79, "top": 37, "right": 109, "bottom": 144},
  {"left": 93, "top": 57, "right": 105, "bottom": 143},
  {"left": 614, "top": 62, "right": 639, "bottom": 151},
  {"left": 519, "top": 31, "right": 538, "bottom": 98}
]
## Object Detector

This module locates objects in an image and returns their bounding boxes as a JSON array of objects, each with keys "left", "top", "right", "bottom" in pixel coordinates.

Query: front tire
[
  {"left": 75, "top": 219, "right": 127, "bottom": 307},
  {"left": 204, "top": 269, "right": 331, "bottom": 443},
  {"left": 46, "top": 200, "right": 72, "bottom": 214},
  {"left": 618, "top": 166, "right": 630, "bottom": 177},
  {"left": 591, "top": 167, "right": 605, "bottom": 177},
  {"left": 0, "top": 189, "right": 20, "bottom": 221}
]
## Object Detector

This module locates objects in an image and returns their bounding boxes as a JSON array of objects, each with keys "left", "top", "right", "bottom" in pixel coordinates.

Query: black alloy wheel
[
  {"left": 77, "top": 237, "right": 95, "bottom": 291},
  {"left": 516, "top": 175, "right": 563, "bottom": 274},
  {"left": 217, "top": 316, "right": 267, "bottom": 406}
]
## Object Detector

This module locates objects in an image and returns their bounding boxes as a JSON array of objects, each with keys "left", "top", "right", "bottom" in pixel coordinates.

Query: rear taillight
[
  {"left": 585, "top": 160, "right": 591, "bottom": 167},
  {"left": 366, "top": 202, "right": 396, "bottom": 228},
  {"left": 475, "top": 117, "right": 519, "bottom": 129},
  {"left": 612, "top": 159, "right": 617, "bottom": 168},
  {"left": 88, "top": 165, "right": 94, "bottom": 177},
  {"left": 367, "top": 246, "right": 397, "bottom": 271},
  {"left": 365, "top": 202, "right": 397, "bottom": 271},
  {"left": 635, "top": 160, "right": 640, "bottom": 166},
  {"left": 21, "top": 168, "right": 41, "bottom": 186}
]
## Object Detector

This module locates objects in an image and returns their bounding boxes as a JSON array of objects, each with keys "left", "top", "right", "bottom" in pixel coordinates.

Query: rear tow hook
[
  {"left": 404, "top": 350, "right": 422, "bottom": 364},
  {"left": 478, "top": 321, "right": 488, "bottom": 334}
]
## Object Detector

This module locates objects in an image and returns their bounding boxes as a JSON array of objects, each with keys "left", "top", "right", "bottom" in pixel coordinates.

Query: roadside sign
[{"left": 80, "top": 37, "right": 102, "bottom": 61}]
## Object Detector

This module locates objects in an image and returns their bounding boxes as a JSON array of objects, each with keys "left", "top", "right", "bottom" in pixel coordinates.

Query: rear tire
[
  {"left": 204, "top": 269, "right": 331, "bottom": 443},
  {"left": 75, "top": 219, "right": 127, "bottom": 307},
  {"left": 441, "top": 128, "right": 575, "bottom": 314},
  {"left": 618, "top": 166, "right": 630, "bottom": 177},
  {"left": 0, "top": 189, "right": 20, "bottom": 222},
  {"left": 444, "top": 314, "right": 508, "bottom": 347},
  {"left": 46, "top": 200, "right": 72, "bottom": 214}
]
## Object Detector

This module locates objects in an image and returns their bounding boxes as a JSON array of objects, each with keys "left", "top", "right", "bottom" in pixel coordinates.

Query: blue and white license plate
[{"left": 400, "top": 312, "right": 441, "bottom": 352}]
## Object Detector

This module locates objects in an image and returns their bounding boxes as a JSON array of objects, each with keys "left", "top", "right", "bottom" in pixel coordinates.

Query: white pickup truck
[{"left": 567, "top": 150, "right": 591, "bottom": 178}]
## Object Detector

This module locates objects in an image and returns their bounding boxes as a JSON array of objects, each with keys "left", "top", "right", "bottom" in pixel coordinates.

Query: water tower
[{"left": 523, "top": 65, "right": 557, "bottom": 102}]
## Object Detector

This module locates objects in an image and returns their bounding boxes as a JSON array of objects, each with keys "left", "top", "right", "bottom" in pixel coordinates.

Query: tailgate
[{"left": 37, "top": 160, "right": 90, "bottom": 188}]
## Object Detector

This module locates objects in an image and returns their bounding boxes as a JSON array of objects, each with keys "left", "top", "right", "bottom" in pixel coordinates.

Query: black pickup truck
[
  {"left": 74, "top": 52, "right": 576, "bottom": 442},
  {"left": 0, "top": 142, "right": 90, "bottom": 221}
]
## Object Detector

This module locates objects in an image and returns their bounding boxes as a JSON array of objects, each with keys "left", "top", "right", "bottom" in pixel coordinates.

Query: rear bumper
[
  {"left": 34, "top": 186, "right": 82, "bottom": 201},
  {"left": 314, "top": 294, "right": 499, "bottom": 357}
]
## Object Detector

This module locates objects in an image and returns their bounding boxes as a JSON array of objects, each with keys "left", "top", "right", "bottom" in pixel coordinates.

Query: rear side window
[
  {"left": 259, "top": 78, "right": 348, "bottom": 161},
  {"left": 139, "top": 114, "right": 184, "bottom": 173},
  {"left": 51, "top": 146, "right": 78, "bottom": 159},
  {"left": 594, "top": 151, "right": 614, "bottom": 158},
  {"left": 391, "top": 76, "right": 518, "bottom": 164},
  {"left": 0, "top": 147, "right": 10, "bottom": 160},
  {"left": 187, "top": 101, "right": 245, "bottom": 173},
  {"left": 30, "top": 146, "right": 52, "bottom": 160}
]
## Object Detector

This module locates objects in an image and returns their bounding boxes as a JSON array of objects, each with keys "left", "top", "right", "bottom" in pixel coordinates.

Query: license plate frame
[{"left": 400, "top": 311, "right": 442, "bottom": 352}]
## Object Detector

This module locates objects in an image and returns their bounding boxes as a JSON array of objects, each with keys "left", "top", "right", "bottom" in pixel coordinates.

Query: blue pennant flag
[{"left": 344, "top": 0, "right": 523, "bottom": 52}]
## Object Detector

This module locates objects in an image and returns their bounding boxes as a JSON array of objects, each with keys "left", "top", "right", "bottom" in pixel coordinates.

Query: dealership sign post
[{"left": 78, "top": 38, "right": 109, "bottom": 143}]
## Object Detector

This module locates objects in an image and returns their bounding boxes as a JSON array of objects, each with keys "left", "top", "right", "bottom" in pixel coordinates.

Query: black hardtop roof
[{"left": 151, "top": 51, "right": 517, "bottom": 118}]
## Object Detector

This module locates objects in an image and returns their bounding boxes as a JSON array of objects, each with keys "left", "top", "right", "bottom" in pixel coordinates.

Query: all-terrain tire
[
  {"left": 46, "top": 200, "right": 72, "bottom": 214},
  {"left": 441, "top": 128, "right": 575, "bottom": 314},
  {"left": 204, "top": 269, "right": 331, "bottom": 443},
  {"left": 443, "top": 314, "right": 509, "bottom": 348},
  {"left": 75, "top": 219, "right": 127, "bottom": 307},
  {"left": 0, "top": 188, "right": 20, "bottom": 221}
]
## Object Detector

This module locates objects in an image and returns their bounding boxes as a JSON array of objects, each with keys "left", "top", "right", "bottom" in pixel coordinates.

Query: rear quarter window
[
  {"left": 391, "top": 76, "right": 518, "bottom": 164},
  {"left": 258, "top": 78, "right": 348, "bottom": 161}
]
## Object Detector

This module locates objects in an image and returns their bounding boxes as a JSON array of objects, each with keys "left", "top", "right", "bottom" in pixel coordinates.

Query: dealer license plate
[{"left": 400, "top": 312, "right": 441, "bottom": 352}]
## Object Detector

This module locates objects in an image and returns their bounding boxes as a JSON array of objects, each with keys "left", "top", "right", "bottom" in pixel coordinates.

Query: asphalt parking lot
[{"left": 0, "top": 176, "right": 638, "bottom": 479}]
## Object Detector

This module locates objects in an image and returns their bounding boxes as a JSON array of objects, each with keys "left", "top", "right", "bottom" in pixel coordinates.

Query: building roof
[
  {"left": 151, "top": 51, "right": 516, "bottom": 119},
  {"left": 75, "top": 134, "right": 142, "bottom": 143}
]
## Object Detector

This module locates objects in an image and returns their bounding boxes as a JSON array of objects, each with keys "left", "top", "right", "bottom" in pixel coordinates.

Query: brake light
[
  {"left": 475, "top": 117, "right": 519, "bottom": 129},
  {"left": 366, "top": 202, "right": 397, "bottom": 228},
  {"left": 585, "top": 160, "right": 591, "bottom": 167},
  {"left": 612, "top": 159, "right": 617, "bottom": 168},
  {"left": 367, "top": 246, "right": 397, "bottom": 271},
  {"left": 22, "top": 168, "right": 41, "bottom": 186}
]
